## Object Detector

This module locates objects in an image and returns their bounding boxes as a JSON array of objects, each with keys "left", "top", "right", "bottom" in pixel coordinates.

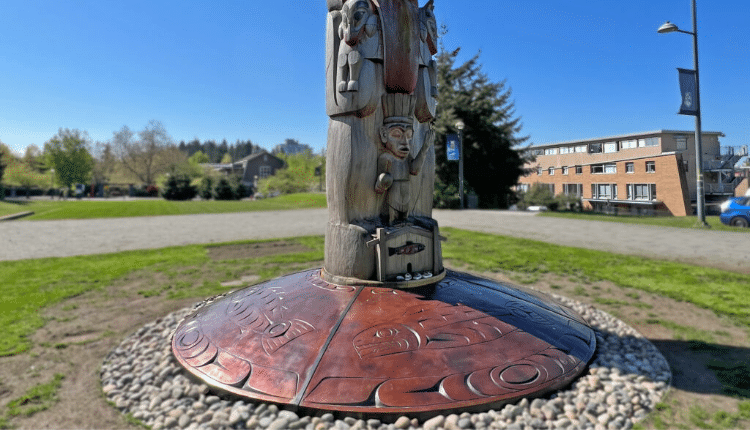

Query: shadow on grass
[{"left": 649, "top": 339, "right": 750, "bottom": 399}]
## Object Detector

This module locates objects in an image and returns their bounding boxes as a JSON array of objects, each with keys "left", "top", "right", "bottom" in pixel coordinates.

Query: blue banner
[
  {"left": 446, "top": 134, "right": 459, "bottom": 161},
  {"left": 678, "top": 68, "right": 698, "bottom": 116}
]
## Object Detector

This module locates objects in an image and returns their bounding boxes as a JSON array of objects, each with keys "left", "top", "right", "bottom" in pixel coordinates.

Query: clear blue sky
[{"left": 1, "top": 0, "right": 748, "bottom": 157}]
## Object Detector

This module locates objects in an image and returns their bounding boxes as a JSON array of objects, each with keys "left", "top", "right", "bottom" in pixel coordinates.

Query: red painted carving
[{"left": 172, "top": 269, "right": 596, "bottom": 416}]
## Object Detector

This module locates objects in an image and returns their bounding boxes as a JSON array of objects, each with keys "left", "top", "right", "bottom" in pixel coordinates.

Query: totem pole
[
  {"left": 170, "top": 1, "right": 596, "bottom": 417},
  {"left": 324, "top": 0, "right": 442, "bottom": 285}
]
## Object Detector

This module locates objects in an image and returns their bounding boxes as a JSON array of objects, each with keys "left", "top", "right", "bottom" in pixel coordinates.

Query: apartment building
[{"left": 516, "top": 130, "right": 744, "bottom": 216}]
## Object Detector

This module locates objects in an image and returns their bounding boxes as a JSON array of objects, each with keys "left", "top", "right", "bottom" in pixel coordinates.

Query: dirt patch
[
  {"left": 207, "top": 241, "right": 312, "bottom": 261},
  {"left": 1, "top": 256, "right": 748, "bottom": 429},
  {"left": 472, "top": 267, "right": 750, "bottom": 428}
]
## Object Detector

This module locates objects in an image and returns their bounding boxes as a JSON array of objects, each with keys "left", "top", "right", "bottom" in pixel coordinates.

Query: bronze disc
[{"left": 172, "top": 269, "right": 596, "bottom": 416}]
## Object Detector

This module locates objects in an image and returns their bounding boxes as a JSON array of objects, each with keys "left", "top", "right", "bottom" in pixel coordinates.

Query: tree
[
  {"left": 23, "top": 144, "right": 45, "bottom": 172},
  {"left": 432, "top": 46, "right": 527, "bottom": 208},
  {"left": 4, "top": 158, "right": 49, "bottom": 197},
  {"left": 112, "top": 120, "right": 172, "bottom": 185},
  {"left": 220, "top": 153, "right": 233, "bottom": 164},
  {"left": 258, "top": 152, "right": 325, "bottom": 196},
  {"left": 189, "top": 151, "right": 210, "bottom": 164},
  {"left": 44, "top": 128, "right": 94, "bottom": 191},
  {"left": 0, "top": 141, "right": 11, "bottom": 185},
  {"left": 91, "top": 142, "right": 116, "bottom": 185}
]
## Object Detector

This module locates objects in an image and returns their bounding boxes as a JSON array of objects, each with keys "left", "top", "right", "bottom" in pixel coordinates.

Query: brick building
[{"left": 517, "top": 130, "right": 745, "bottom": 216}]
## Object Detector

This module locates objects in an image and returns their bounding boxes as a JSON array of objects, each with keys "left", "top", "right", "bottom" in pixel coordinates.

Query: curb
[{"left": 0, "top": 211, "right": 34, "bottom": 221}]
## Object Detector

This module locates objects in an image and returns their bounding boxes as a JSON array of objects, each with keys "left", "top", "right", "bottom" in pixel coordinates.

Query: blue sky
[{"left": 1, "top": 0, "right": 748, "bottom": 157}]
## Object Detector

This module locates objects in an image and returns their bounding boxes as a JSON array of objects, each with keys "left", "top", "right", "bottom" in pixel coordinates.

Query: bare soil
[{"left": 0, "top": 243, "right": 747, "bottom": 429}]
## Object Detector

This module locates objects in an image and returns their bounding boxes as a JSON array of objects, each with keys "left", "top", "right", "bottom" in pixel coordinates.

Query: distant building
[
  {"left": 273, "top": 139, "right": 312, "bottom": 155},
  {"left": 210, "top": 150, "right": 285, "bottom": 189},
  {"left": 517, "top": 130, "right": 747, "bottom": 216}
]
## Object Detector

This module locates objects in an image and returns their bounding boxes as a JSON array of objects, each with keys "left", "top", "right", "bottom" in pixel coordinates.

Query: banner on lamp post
[
  {"left": 677, "top": 68, "right": 698, "bottom": 116},
  {"left": 446, "top": 134, "right": 459, "bottom": 161}
]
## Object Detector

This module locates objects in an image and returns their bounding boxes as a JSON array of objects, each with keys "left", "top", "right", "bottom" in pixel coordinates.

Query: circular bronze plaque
[{"left": 171, "top": 269, "right": 596, "bottom": 416}]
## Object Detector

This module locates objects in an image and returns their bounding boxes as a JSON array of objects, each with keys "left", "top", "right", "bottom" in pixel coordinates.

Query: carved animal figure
[
  {"left": 419, "top": 0, "right": 437, "bottom": 58},
  {"left": 337, "top": 0, "right": 378, "bottom": 92}
]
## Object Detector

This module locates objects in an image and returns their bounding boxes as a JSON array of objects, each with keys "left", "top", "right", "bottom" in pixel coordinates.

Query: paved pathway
[{"left": 1, "top": 209, "right": 748, "bottom": 273}]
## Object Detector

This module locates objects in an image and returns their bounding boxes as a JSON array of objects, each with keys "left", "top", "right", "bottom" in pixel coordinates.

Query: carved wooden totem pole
[
  {"left": 171, "top": 1, "right": 596, "bottom": 418},
  {"left": 324, "top": 0, "right": 441, "bottom": 286}
]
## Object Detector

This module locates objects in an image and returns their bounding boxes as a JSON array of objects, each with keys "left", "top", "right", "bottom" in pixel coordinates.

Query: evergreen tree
[{"left": 433, "top": 47, "right": 527, "bottom": 208}]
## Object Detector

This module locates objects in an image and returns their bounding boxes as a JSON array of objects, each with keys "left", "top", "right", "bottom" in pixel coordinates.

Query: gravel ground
[
  {"left": 102, "top": 292, "right": 670, "bottom": 430},
  {"left": 2, "top": 209, "right": 748, "bottom": 274}
]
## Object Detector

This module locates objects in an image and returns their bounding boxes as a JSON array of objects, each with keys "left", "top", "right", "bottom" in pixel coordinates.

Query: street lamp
[
  {"left": 658, "top": 0, "right": 708, "bottom": 227},
  {"left": 455, "top": 120, "right": 465, "bottom": 209}
]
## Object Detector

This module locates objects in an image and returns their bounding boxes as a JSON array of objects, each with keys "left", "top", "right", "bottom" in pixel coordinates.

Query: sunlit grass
[
  {"left": 541, "top": 210, "right": 748, "bottom": 232},
  {"left": 0, "top": 193, "right": 326, "bottom": 220}
]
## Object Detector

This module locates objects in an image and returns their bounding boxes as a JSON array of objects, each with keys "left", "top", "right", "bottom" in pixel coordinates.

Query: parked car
[{"left": 719, "top": 197, "right": 750, "bottom": 227}]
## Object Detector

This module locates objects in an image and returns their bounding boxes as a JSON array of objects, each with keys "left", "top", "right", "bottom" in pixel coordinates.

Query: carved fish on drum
[{"left": 388, "top": 241, "right": 425, "bottom": 256}]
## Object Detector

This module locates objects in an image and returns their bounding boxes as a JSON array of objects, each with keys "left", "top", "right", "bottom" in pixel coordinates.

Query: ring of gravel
[{"left": 101, "top": 293, "right": 671, "bottom": 430}]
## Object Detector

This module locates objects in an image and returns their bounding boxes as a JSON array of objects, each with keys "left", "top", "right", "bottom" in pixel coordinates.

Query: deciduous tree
[
  {"left": 432, "top": 46, "right": 527, "bottom": 208},
  {"left": 44, "top": 128, "right": 94, "bottom": 190},
  {"left": 112, "top": 120, "right": 172, "bottom": 185}
]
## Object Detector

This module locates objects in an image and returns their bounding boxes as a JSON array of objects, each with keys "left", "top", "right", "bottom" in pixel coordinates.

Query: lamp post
[
  {"left": 658, "top": 0, "right": 708, "bottom": 227},
  {"left": 455, "top": 120, "right": 465, "bottom": 209}
]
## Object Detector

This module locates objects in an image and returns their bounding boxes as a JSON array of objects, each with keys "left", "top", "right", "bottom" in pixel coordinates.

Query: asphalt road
[{"left": 1, "top": 209, "right": 747, "bottom": 273}]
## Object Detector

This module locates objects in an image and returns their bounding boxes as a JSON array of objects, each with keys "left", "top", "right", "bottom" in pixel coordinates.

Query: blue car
[{"left": 719, "top": 196, "right": 750, "bottom": 228}]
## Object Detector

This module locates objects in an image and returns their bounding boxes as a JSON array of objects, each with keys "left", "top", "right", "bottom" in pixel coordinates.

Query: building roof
[
  {"left": 526, "top": 130, "right": 725, "bottom": 149},
  {"left": 233, "top": 150, "right": 282, "bottom": 166}
]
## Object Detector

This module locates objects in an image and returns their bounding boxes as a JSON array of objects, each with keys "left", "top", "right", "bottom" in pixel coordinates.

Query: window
[
  {"left": 591, "top": 183, "right": 617, "bottom": 199},
  {"left": 530, "top": 149, "right": 544, "bottom": 156},
  {"left": 575, "top": 166, "right": 582, "bottom": 175},
  {"left": 259, "top": 165, "right": 272, "bottom": 178},
  {"left": 645, "top": 161, "right": 656, "bottom": 173},
  {"left": 562, "top": 166, "right": 569, "bottom": 175},
  {"left": 517, "top": 184, "right": 529, "bottom": 193},
  {"left": 560, "top": 146, "right": 571, "bottom": 154},
  {"left": 563, "top": 183, "right": 583, "bottom": 197},
  {"left": 537, "top": 166, "right": 543, "bottom": 175},
  {"left": 548, "top": 167, "right": 555, "bottom": 175},
  {"left": 544, "top": 148, "right": 558, "bottom": 155},
  {"left": 675, "top": 135, "right": 688, "bottom": 151},
  {"left": 591, "top": 163, "right": 616, "bottom": 174},
  {"left": 575, "top": 145, "right": 587, "bottom": 153},
  {"left": 603, "top": 142, "right": 618, "bottom": 153},
  {"left": 589, "top": 143, "right": 602, "bottom": 153},
  {"left": 627, "top": 184, "right": 657, "bottom": 201},
  {"left": 621, "top": 139, "right": 637, "bottom": 150},
  {"left": 683, "top": 160, "right": 689, "bottom": 173},
  {"left": 639, "top": 137, "right": 659, "bottom": 147},
  {"left": 626, "top": 162, "right": 634, "bottom": 173}
]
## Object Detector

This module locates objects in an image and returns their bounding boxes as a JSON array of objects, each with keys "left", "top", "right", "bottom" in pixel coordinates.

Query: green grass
[
  {"left": 0, "top": 193, "right": 326, "bottom": 220},
  {"left": 0, "top": 236, "right": 323, "bottom": 357},
  {"left": 442, "top": 227, "right": 750, "bottom": 328},
  {"left": 5, "top": 373, "right": 64, "bottom": 418},
  {"left": 540, "top": 211, "right": 749, "bottom": 232}
]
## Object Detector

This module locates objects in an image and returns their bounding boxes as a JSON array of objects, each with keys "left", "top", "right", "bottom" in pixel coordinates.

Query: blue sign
[
  {"left": 678, "top": 68, "right": 698, "bottom": 116},
  {"left": 446, "top": 134, "right": 459, "bottom": 161}
]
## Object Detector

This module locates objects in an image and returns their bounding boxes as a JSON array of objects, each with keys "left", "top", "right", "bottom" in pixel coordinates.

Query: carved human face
[
  {"left": 340, "top": 0, "right": 373, "bottom": 46},
  {"left": 380, "top": 123, "right": 413, "bottom": 160}
]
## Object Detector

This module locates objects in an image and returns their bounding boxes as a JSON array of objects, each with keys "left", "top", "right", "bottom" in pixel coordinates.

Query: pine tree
[{"left": 432, "top": 47, "right": 527, "bottom": 208}]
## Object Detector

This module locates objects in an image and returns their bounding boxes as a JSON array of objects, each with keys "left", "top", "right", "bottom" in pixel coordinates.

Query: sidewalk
[{"left": 1, "top": 209, "right": 747, "bottom": 273}]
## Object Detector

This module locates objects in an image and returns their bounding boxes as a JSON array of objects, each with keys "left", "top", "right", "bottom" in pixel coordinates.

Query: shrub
[
  {"left": 214, "top": 178, "right": 235, "bottom": 200},
  {"left": 146, "top": 185, "right": 159, "bottom": 197},
  {"left": 554, "top": 194, "right": 582, "bottom": 212},
  {"left": 162, "top": 175, "right": 197, "bottom": 201},
  {"left": 199, "top": 177, "right": 214, "bottom": 200},
  {"left": 519, "top": 183, "right": 556, "bottom": 210}
]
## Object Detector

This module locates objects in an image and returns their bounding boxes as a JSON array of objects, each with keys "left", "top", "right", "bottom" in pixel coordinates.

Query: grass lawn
[
  {"left": 1, "top": 229, "right": 750, "bottom": 428},
  {"left": 541, "top": 210, "right": 749, "bottom": 232},
  {"left": 2, "top": 228, "right": 749, "bottom": 357},
  {"left": 0, "top": 193, "right": 326, "bottom": 220}
]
